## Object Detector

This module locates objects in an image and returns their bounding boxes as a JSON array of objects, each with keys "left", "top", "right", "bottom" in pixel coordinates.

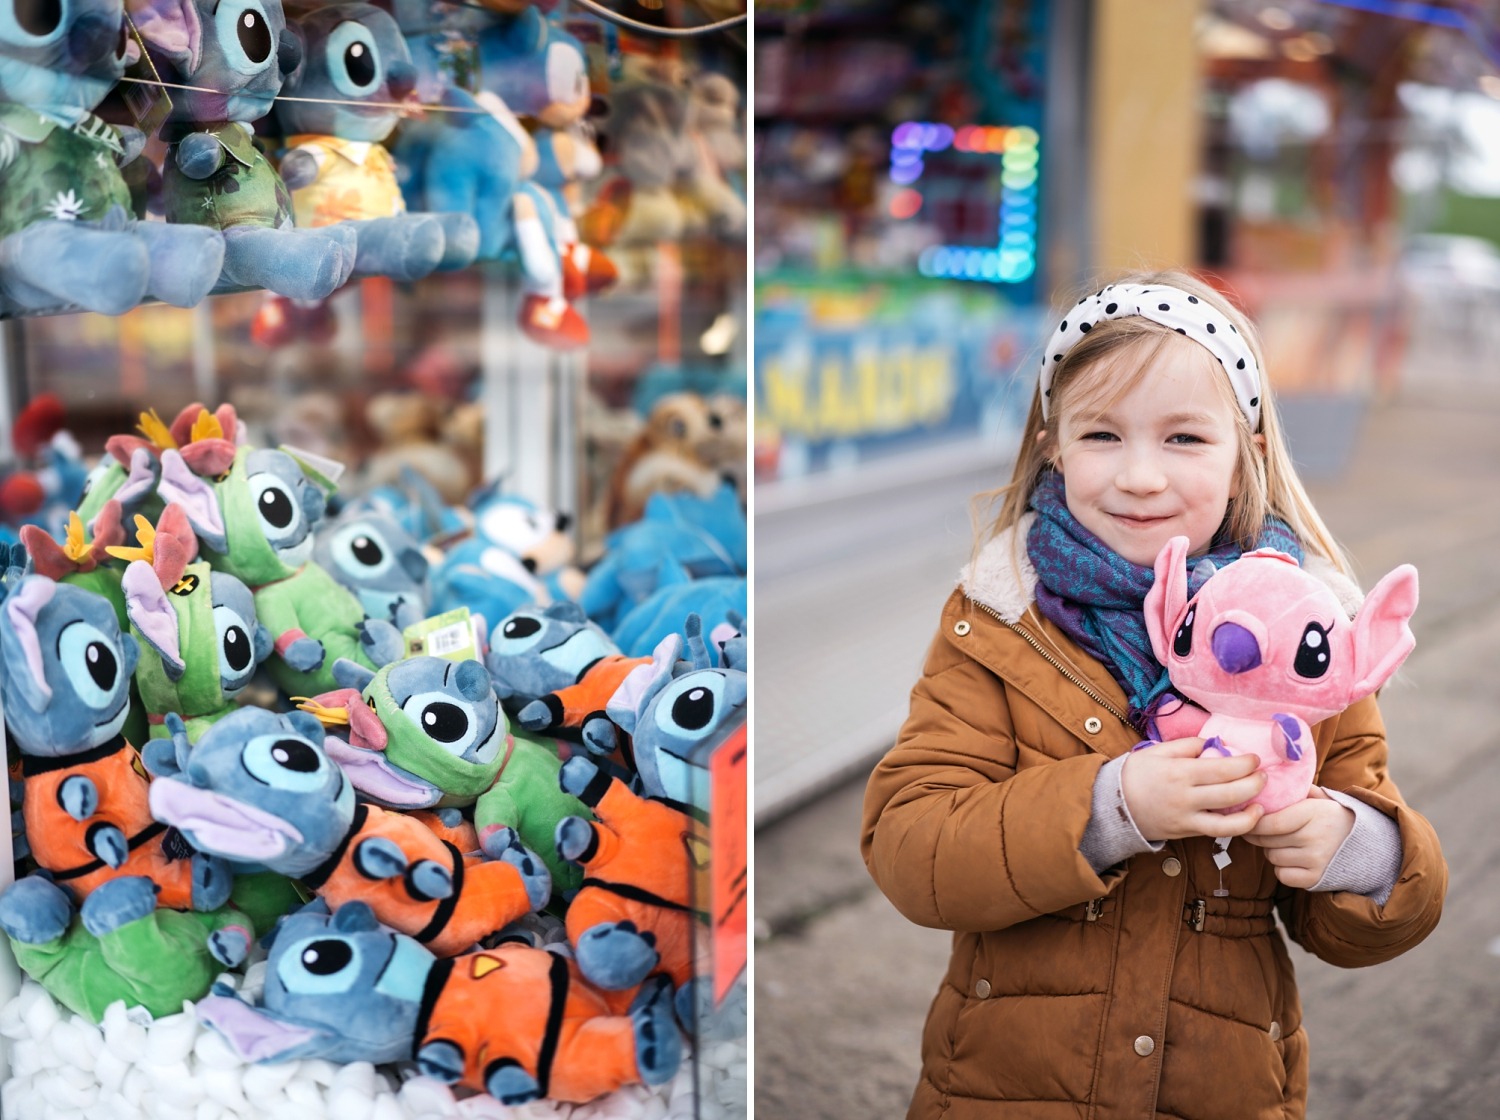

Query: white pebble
[
  {"left": 51, "top": 1020, "right": 100, "bottom": 1074},
  {"left": 10, "top": 1038, "right": 45, "bottom": 1079},
  {"left": 20, "top": 991, "right": 60, "bottom": 1042},
  {"left": 0, "top": 991, "right": 30, "bottom": 1039},
  {"left": 142, "top": 1011, "right": 198, "bottom": 1066},
  {"left": 147, "top": 1061, "right": 202, "bottom": 1108},
  {"left": 370, "top": 1090, "right": 411, "bottom": 1120},
  {"left": 398, "top": 1076, "right": 460, "bottom": 1116},
  {"left": 200, "top": 1065, "right": 249, "bottom": 1113},
  {"left": 195, "top": 1103, "right": 228, "bottom": 1120},
  {"left": 38, "top": 1072, "right": 93, "bottom": 1112},
  {"left": 193, "top": 1028, "right": 244, "bottom": 1070},
  {"left": 238, "top": 961, "right": 269, "bottom": 1003},
  {"left": 120, "top": 1065, "right": 150, "bottom": 1106},
  {"left": 101, "top": 1002, "right": 149, "bottom": 1064},
  {"left": 330, "top": 1060, "right": 379, "bottom": 1097},
  {"left": 92, "top": 1046, "right": 130, "bottom": 1093},
  {"left": 456, "top": 1093, "right": 512, "bottom": 1119},
  {"left": 329, "top": 1084, "right": 376, "bottom": 1120},
  {"left": 242, "top": 1059, "right": 299, "bottom": 1100},
  {"left": 3, "top": 1083, "right": 40, "bottom": 1120},
  {"left": 303, "top": 1058, "right": 340, "bottom": 1087},
  {"left": 285, "top": 1074, "right": 330, "bottom": 1117},
  {"left": 87, "top": 1097, "right": 140, "bottom": 1120}
]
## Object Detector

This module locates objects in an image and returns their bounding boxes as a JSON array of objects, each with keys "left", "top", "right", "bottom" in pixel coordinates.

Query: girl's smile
[{"left": 1051, "top": 337, "right": 1246, "bottom": 566}]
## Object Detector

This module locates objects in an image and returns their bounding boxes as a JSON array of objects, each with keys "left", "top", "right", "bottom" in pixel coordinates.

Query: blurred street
[{"left": 754, "top": 326, "right": 1500, "bottom": 1119}]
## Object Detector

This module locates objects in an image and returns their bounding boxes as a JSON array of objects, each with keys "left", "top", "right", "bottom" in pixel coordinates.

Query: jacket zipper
[
  {"left": 1084, "top": 898, "right": 1104, "bottom": 922},
  {"left": 1187, "top": 899, "right": 1206, "bottom": 932},
  {"left": 968, "top": 600, "right": 1134, "bottom": 730}
]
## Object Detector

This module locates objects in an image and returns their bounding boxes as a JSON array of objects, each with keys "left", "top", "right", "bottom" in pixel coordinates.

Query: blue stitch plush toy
[
  {"left": 132, "top": 0, "right": 355, "bottom": 300},
  {"left": 196, "top": 899, "right": 682, "bottom": 1104},
  {"left": 313, "top": 506, "right": 431, "bottom": 630},
  {"left": 275, "top": 1, "right": 480, "bottom": 280},
  {"left": 0, "top": 0, "right": 225, "bottom": 314}
]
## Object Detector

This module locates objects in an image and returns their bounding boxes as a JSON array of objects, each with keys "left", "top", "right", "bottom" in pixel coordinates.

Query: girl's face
[{"left": 1050, "top": 337, "right": 1247, "bottom": 566}]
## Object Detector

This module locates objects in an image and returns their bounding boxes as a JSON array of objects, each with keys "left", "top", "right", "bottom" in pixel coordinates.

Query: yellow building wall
[{"left": 1090, "top": 0, "right": 1203, "bottom": 273}]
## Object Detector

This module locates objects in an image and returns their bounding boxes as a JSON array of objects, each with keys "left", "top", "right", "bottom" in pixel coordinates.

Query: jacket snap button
[
  {"left": 1162, "top": 857, "right": 1182, "bottom": 877},
  {"left": 974, "top": 979, "right": 991, "bottom": 998},
  {"left": 1269, "top": 1021, "right": 1282, "bottom": 1041},
  {"left": 954, "top": 620, "right": 971, "bottom": 636},
  {"left": 1084, "top": 716, "right": 1102, "bottom": 734},
  {"left": 1133, "top": 1035, "right": 1155, "bottom": 1057}
]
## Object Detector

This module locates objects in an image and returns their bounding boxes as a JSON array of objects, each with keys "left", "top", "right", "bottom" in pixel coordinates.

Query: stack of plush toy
[
  {"left": 0, "top": 401, "right": 748, "bottom": 1119},
  {"left": 0, "top": 0, "right": 676, "bottom": 348}
]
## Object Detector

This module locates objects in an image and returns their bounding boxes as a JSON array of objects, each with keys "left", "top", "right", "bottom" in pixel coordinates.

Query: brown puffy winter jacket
[{"left": 861, "top": 529, "right": 1447, "bottom": 1120}]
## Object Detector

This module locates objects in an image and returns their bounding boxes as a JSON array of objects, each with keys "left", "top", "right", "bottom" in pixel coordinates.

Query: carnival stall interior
[{"left": 0, "top": 2, "right": 748, "bottom": 1119}]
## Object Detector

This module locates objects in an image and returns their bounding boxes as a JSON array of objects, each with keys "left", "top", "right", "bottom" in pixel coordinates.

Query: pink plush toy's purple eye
[{"left": 1172, "top": 605, "right": 1196, "bottom": 658}]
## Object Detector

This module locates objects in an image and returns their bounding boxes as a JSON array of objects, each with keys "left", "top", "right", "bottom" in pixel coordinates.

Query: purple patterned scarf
[{"left": 1025, "top": 471, "right": 1302, "bottom": 727}]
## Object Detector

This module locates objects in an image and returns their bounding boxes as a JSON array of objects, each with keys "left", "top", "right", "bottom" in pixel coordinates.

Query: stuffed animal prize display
[{"left": 0, "top": 397, "right": 748, "bottom": 1116}]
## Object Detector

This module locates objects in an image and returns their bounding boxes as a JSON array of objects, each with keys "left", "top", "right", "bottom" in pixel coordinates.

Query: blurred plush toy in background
[
  {"left": 0, "top": 573, "right": 233, "bottom": 910},
  {"left": 605, "top": 392, "right": 724, "bottom": 529},
  {"left": 482, "top": 5, "right": 615, "bottom": 300},
  {"left": 198, "top": 900, "right": 682, "bottom": 1103},
  {"left": 0, "top": 874, "right": 251, "bottom": 1022},
  {"left": 1143, "top": 535, "right": 1419, "bottom": 815},
  {"left": 579, "top": 82, "right": 690, "bottom": 251},
  {"left": 114, "top": 504, "right": 272, "bottom": 742},
  {"left": 147, "top": 707, "right": 552, "bottom": 956},
  {"left": 360, "top": 390, "right": 481, "bottom": 506},
  {"left": 681, "top": 71, "right": 746, "bottom": 241},
  {"left": 314, "top": 507, "right": 431, "bottom": 629},
  {"left": 155, "top": 441, "right": 404, "bottom": 696},
  {"left": 0, "top": 0, "right": 225, "bottom": 314},
  {"left": 134, "top": 0, "right": 355, "bottom": 300},
  {"left": 276, "top": 2, "right": 479, "bottom": 281}
]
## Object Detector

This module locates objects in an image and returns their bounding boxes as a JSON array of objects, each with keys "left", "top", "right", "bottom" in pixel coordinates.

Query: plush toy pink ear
[
  {"left": 123, "top": 560, "right": 184, "bottom": 676},
  {"left": 131, "top": 0, "right": 203, "bottom": 72},
  {"left": 88, "top": 500, "right": 127, "bottom": 565},
  {"left": 19, "top": 524, "right": 72, "bottom": 580},
  {"left": 1144, "top": 536, "right": 1192, "bottom": 665},
  {"left": 151, "top": 503, "right": 200, "bottom": 589},
  {"left": 1349, "top": 564, "right": 1419, "bottom": 698},
  {"left": 157, "top": 449, "right": 228, "bottom": 552},
  {"left": 3, "top": 576, "right": 56, "bottom": 708}
]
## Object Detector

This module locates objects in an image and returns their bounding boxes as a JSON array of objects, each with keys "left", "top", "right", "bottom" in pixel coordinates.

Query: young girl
[{"left": 860, "top": 270, "right": 1447, "bottom": 1120}]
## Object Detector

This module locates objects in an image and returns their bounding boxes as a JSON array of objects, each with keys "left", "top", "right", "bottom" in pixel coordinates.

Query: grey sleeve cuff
[
  {"left": 1309, "top": 787, "right": 1404, "bottom": 906},
  {"left": 1080, "top": 753, "right": 1164, "bottom": 873}
]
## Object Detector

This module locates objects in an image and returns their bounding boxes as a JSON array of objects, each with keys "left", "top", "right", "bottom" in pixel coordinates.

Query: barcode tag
[
  {"left": 121, "top": 16, "right": 172, "bottom": 137},
  {"left": 404, "top": 607, "right": 481, "bottom": 664}
]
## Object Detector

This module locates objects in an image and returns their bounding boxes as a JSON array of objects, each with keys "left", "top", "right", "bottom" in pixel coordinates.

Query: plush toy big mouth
[{"left": 148, "top": 778, "right": 306, "bottom": 862}]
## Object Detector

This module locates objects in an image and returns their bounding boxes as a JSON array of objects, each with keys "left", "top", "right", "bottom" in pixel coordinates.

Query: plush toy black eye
[
  {"left": 420, "top": 702, "right": 469, "bottom": 743},
  {"left": 1173, "top": 605, "right": 1196, "bottom": 657},
  {"left": 16, "top": 0, "right": 61, "bottom": 37},
  {"left": 351, "top": 534, "right": 383, "bottom": 567},
  {"left": 503, "top": 617, "right": 542, "bottom": 639},
  {"left": 301, "top": 940, "right": 353, "bottom": 976},
  {"left": 344, "top": 39, "right": 375, "bottom": 87},
  {"left": 237, "top": 8, "right": 272, "bottom": 65},
  {"left": 1293, "top": 622, "right": 1331, "bottom": 679},
  {"left": 222, "top": 625, "right": 251, "bottom": 672},
  {"left": 671, "top": 686, "right": 715, "bottom": 731},
  {"left": 258, "top": 486, "right": 294, "bottom": 529},
  {"left": 85, "top": 641, "right": 117, "bottom": 690},
  {"left": 270, "top": 738, "right": 320, "bottom": 772}
]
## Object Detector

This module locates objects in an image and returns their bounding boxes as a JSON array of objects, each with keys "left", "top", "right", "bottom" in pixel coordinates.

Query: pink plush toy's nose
[{"left": 1211, "top": 621, "right": 1262, "bottom": 673}]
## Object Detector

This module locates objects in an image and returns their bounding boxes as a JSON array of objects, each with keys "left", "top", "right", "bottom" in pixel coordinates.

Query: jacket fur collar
[{"left": 960, "top": 512, "right": 1366, "bottom": 623}]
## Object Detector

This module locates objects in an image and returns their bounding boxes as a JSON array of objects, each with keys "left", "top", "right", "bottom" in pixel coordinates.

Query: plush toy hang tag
[
  {"left": 120, "top": 13, "right": 174, "bottom": 138},
  {"left": 278, "top": 445, "right": 345, "bottom": 495}
]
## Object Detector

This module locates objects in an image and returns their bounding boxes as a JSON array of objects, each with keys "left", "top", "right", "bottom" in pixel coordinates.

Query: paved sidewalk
[{"left": 755, "top": 355, "right": 1500, "bottom": 1118}]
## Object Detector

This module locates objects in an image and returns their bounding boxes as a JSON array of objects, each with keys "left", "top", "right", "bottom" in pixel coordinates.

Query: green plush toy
[
  {"left": 0, "top": 875, "right": 251, "bottom": 1023},
  {"left": 155, "top": 442, "right": 403, "bottom": 697},
  {"left": 309, "top": 654, "right": 592, "bottom": 893},
  {"left": 110, "top": 504, "right": 273, "bottom": 742}
]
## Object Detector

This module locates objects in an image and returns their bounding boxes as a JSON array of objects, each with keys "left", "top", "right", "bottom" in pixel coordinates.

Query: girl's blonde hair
[{"left": 974, "top": 269, "right": 1352, "bottom": 575}]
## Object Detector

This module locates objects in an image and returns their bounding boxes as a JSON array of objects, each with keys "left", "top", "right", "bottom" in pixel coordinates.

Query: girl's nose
[{"left": 1115, "top": 453, "right": 1167, "bottom": 494}]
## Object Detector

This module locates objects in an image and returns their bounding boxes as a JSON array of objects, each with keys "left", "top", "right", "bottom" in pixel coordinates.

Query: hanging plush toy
[
  {"left": 154, "top": 440, "right": 404, "bottom": 697},
  {"left": 112, "top": 503, "right": 273, "bottom": 742},
  {"left": 275, "top": 1, "right": 479, "bottom": 281},
  {"left": 481, "top": 5, "right": 615, "bottom": 300},
  {"left": 304, "top": 653, "right": 592, "bottom": 893},
  {"left": 146, "top": 706, "right": 553, "bottom": 956},
  {"left": 0, "top": 874, "right": 251, "bottom": 1022},
  {"left": 0, "top": 0, "right": 225, "bottom": 314},
  {"left": 197, "top": 899, "right": 683, "bottom": 1104},
  {"left": 1142, "top": 535, "right": 1419, "bottom": 814},
  {"left": 132, "top": 0, "right": 355, "bottom": 300},
  {"left": 0, "top": 574, "right": 233, "bottom": 910}
]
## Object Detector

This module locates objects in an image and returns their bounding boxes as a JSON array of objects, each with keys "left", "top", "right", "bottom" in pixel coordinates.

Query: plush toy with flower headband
[
  {"left": 110, "top": 503, "right": 273, "bottom": 742},
  {"left": 152, "top": 424, "right": 404, "bottom": 698}
]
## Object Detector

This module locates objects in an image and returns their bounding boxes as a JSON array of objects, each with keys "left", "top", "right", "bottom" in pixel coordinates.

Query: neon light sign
[{"left": 889, "top": 121, "right": 1040, "bottom": 285}]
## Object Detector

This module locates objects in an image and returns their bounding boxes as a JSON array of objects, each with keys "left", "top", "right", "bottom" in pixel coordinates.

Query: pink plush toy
[{"left": 1143, "top": 535, "right": 1419, "bottom": 814}]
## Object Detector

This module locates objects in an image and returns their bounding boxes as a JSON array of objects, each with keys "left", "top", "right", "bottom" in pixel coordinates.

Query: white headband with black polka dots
[{"left": 1038, "top": 283, "right": 1263, "bottom": 429}]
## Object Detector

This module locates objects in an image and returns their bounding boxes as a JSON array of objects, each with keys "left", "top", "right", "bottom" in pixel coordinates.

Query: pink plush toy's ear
[
  {"left": 131, "top": 0, "right": 203, "bottom": 73},
  {"left": 1144, "top": 536, "right": 1192, "bottom": 665},
  {"left": 1349, "top": 564, "right": 1419, "bottom": 698}
]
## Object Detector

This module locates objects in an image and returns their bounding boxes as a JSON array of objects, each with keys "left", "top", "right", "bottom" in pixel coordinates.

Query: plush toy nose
[
  {"left": 69, "top": 12, "right": 119, "bottom": 67},
  {"left": 1211, "top": 621, "right": 1262, "bottom": 674},
  {"left": 278, "top": 28, "right": 302, "bottom": 77},
  {"left": 387, "top": 62, "right": 416, "bottom": 101}
]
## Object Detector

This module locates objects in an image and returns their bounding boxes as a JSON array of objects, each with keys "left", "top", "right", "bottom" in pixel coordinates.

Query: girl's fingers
[
  {"left": 1188, "top": 753, "right": 1263, "bottom": 785},
  {"left": 1194, "top": 773, "right": 1267, "bottom": 809},
  {"left": 1197, "top": 805, "right": 1263, "bottom": 837}
]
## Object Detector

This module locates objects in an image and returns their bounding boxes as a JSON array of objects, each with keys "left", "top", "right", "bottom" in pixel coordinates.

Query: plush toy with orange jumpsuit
[
  {"left": 197, "top": 899, "right": 683, "bottom": 1105},
  {"left": 144, "top": 706, "right": 552, "bottom": 956}
]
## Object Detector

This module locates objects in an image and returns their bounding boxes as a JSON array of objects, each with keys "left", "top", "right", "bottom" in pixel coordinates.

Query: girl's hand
[
  {"left": 1242, "top": 786, "right": 1355, "bottom": 889},
  {"left": 1121, "top": 737, "right": 1267, "bottom": 842}
]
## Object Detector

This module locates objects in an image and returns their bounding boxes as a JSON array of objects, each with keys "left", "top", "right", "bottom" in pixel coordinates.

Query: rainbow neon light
[{"left": 889, "top": 121, "right": 1040, "bottom": 285}]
